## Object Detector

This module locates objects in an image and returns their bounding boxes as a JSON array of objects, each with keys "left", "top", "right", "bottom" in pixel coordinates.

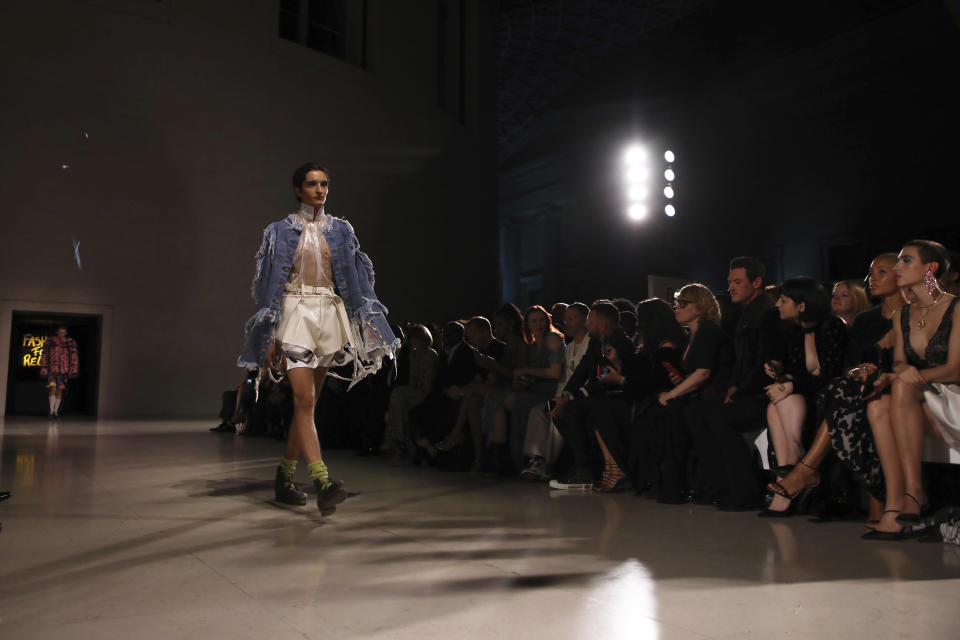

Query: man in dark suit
[{"left": 686, "top": 257, "right": 783, "bottom": 509}]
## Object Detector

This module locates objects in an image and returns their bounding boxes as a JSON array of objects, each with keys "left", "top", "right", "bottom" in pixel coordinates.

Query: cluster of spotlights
[{"left": 622, "top": 144, "right": 677, "bottom": 221}]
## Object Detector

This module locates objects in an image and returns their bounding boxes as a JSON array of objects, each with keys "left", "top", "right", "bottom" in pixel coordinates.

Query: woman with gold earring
[{"left": 866, "top": 239, "right": 959, "bottom": 539}]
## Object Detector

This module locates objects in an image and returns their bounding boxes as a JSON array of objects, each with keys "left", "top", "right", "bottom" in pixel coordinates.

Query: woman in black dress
[
  {"left": 761, "top": 254, "right": 903, "bottom": 520},
  {"left": 762, "top": 278, "right": 848, "bottom": 485},
  {"left": 868, "top": 240, "right": 959, "bottom": 539}
]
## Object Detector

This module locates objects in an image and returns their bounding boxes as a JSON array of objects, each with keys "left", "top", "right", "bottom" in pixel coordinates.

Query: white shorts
[{"left": 276, "top": 285, "right": 356, "bottom": 370}]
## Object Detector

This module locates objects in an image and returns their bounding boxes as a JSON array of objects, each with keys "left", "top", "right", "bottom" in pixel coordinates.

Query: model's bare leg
[
  {"left": 285, "top": 366, "right": 327, "bottom": 463},
  {"left": 771, "top": 395, "right": 807, "bottom": 466},
  {"left": 874, "top": 389, "right": 910, "bottom": 533},
  {"left": 882, "top": 378, "right": 937, "bottom": 531},
  {"left": 767, "top": 419, "right": 829, "bottom": 512}
]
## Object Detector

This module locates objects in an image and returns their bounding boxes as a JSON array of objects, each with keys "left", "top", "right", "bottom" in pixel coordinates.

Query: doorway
[{"left": 4, "top": 312, "right": 102, "bottom": 416}]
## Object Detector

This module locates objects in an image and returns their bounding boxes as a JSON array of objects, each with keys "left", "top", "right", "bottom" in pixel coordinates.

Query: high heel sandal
[
  {"left": 895, "top": 493, "right": 931, "bottom": 525},
  {"left": 593, "top": 462, "right": 629, "bottom": 493},
  {"left": 861, "top": 509, "right": 926, "bottom": 540},
  {"left": 759, "top": 461, "right": 819, "bottom": 518}
]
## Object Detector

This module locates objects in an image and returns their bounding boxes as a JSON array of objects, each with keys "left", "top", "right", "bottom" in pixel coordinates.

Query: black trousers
[
  {"left": 685, "top": 394, "right": 767, "bottom": 506},
  {"left": 631, "top": 399, "right": 690, "bottom": 500},
  {"left": 556, "top": 394, "right": 611, "bottom": 469},
  {"left": 589, "top": 394, "right": 633, "bottom": 476}
]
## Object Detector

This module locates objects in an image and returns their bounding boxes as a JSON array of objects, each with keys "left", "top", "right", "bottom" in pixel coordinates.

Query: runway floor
[{"left": 1, "top": 417, "right": 959, "bottom": 639}]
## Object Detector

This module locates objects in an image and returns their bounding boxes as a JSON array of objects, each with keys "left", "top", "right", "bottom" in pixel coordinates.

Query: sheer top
[
  {"left": 902, "top": 297, "right": 959, "bottom": 369},
  {"left": 287, "top": 212, "right": 334, "bottom": 289}
]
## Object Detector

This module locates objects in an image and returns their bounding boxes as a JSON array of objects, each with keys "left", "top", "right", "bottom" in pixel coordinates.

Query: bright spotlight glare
[
  {"left": 626, "top": 167, "right": 650, "bottom": 184},
  {"left": 664, "top": 150, "right": 675, "bottom": 163},
  {"left": 623, "top": 145, "right": 649, "bottom": 166},
  {"left": 628, "top": 203, "right": 647, "bottom": 220},
  {"left": 665, "top": 204, "right": 676, "bottom": 217},
  {"left": 664, "top": 169, "right": 676, "bottom": 181},
  {"left": 663, "top": 186, "right": 675, "bottom": 199},
  {"left": 628, "top": 185, "right": 650, "bottom": 201}
]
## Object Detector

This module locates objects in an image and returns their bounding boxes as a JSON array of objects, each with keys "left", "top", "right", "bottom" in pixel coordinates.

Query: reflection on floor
[{"left": 1, "top": 417, "right": 959, "bottom": 639}]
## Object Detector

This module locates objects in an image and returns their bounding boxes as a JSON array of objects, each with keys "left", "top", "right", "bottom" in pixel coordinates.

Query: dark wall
[
  {"left": 499, "top": 0, "right": 960, "bottom": 303},
  {"left": 0, "top": 0, "right": 499, "bottom": 416}
]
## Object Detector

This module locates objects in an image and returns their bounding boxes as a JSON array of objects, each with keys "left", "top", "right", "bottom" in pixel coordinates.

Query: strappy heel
[
  {"left": 759, "top": 460, "right": 819, "bottom": 517},
  {"left": 593, "top": 461, "right": 629, "bottom": 493},
  {"left": 895, "top": 493, "right": 931, "bottom": 525},
  {"left": 862, "top": 509, "right": 927, "bottom": 540}
]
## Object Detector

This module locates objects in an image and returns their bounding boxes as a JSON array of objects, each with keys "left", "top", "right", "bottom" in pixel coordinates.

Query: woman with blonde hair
[
  {"left": 648, "top": 284, "right": 733, "bottom": 502},
  {"left": 832, "top": 280, "right": 870, "bottom": 326}
]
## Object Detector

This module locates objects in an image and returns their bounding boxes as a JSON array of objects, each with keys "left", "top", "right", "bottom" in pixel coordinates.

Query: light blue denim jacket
[{"left": 238, "top": 206, "right": 399, "bottom": 383}]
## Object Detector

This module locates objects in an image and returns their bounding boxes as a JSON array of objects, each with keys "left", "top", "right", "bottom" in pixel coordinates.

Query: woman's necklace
[{"left": 915, "top": 293, "right": 943, "bottom": 329}]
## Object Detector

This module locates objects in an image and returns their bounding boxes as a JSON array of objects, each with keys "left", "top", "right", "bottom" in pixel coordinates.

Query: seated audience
[
  {"left": 593, "top": 298, "right": 685, "bottom": 493},
  {"left": 478, "top": 304, "right": 527, "bottom": 470},
  {"left": 941, "top": 250, "right": 960, "bottom": 295},
  {"left": 483, "top": 305, "right": 565, "bottom": 475},
  {"left": 758, "top": 277, "right": 849, "bottom": 515},
  {"left": 551, "top": 302, "right": 569, "bottom": 335},
  {"left": 869, "top": 240, "right": 959, "bottom": 539},
  {"left": 383, "top": 324, "right": 438, "bottom": 457},
  {"left": 763, "top": 254, "right": 903, "bottom": 521},
  {"left": 648, "top": 284, "right": 732, "bottom": 502},
  {"left": 549, "top": 301, "right": 636, "bottom": 490},
  {"left": 435, "top": 316, "right": 506, "bottom": 459},
  {"left": 686, "top": 257, "right": 782, "bottom": 509},
  {"left": 521, "top": 302, "right": 592, "bottom": 481},
  {"left": 832, "top": 280, "right": 870, "bottom": 326}
]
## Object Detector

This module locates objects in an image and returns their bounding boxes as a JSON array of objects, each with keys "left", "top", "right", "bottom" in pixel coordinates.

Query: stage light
[
  {"left": 665, "top": 204, "right": 676, "bottom": 217},
  {"left": 623, "top": 145, "right": 649, "bottom": 166},
  {"left": 626, "top": 166, "right": 651, "bottom": 184},
  {"left": 663, "top": 186, "right": 674, "bottom": 199},
  {"left": 628, "top": 185, "right": 650, "bottom": 201},
  {"left": 664, "top": 150, "right": 675, "bottom": 163},
  {"left": 628, "top": 203, "right": 647, "bottom": 220},
  {"left": 664, "top": 168, "right": 675, "bottom": 182}
]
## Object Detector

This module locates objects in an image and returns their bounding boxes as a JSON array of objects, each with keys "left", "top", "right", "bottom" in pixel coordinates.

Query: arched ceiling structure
[{"left": 498, "top": 0, "right": 715, "bottom": 155}]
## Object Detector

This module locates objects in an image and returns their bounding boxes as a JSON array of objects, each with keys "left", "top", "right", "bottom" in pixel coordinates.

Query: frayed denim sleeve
[{"left": 250, "top": 224, "right": 276, "bottom": 306}]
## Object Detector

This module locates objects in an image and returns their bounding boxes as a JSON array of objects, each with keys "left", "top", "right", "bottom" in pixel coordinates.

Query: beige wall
[{"left": 0, "top": 0, "right": 498, "bottom": 416}]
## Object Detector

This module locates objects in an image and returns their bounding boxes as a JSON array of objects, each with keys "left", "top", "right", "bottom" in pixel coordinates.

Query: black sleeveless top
[{"left": 901, "top": 297, "right": 958, "bottom": 369}]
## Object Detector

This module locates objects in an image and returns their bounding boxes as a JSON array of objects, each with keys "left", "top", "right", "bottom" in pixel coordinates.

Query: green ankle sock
[
  {"left": 307, "top": 460, "right": 330, "bottom": 487},
  {"left": 280, "top": 457, "right": 297, "bottom": 478}
]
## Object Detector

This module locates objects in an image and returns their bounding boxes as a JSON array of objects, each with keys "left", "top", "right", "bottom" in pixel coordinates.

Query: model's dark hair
[
  {"left": 567, "top": 302, "right": 590, "bottom": 318},
  {"left": 729, "top": 256, "right": 766, "bottom": 286},
  {"left": 291, "top": 162, "right": 330, "bottom": 199},
  {"left": 903, "top": 239, "right": 950, "bottom": 278},
  {"left": 590, "top": 300, "right": 621, "bottom": 327},
  {"left": 780, "top": 276, "right": 829, "bottom": 324},
  {"left": 493, "top": 303, "right": 523, "bottom": 337},
  {"left": 635, "top": 298, "right": 685, "bottom": 350}
]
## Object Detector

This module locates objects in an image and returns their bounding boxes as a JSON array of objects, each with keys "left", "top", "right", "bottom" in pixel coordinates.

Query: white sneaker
[{"left": 548, "top": 467, "right": 594, "bottom": 490}]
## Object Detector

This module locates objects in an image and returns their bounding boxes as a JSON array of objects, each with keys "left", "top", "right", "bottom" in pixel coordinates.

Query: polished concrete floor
[{"left": 1, "top": 417, "right": 959, "bottom": 640}]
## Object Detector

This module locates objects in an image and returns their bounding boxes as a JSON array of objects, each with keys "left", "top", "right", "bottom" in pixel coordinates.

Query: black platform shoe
[
  {"left": 274, "top": 466, "right": 307, "bottom": 506},
  {"left": 314, "top": 478, "right": 347, "bottom": 516}
]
